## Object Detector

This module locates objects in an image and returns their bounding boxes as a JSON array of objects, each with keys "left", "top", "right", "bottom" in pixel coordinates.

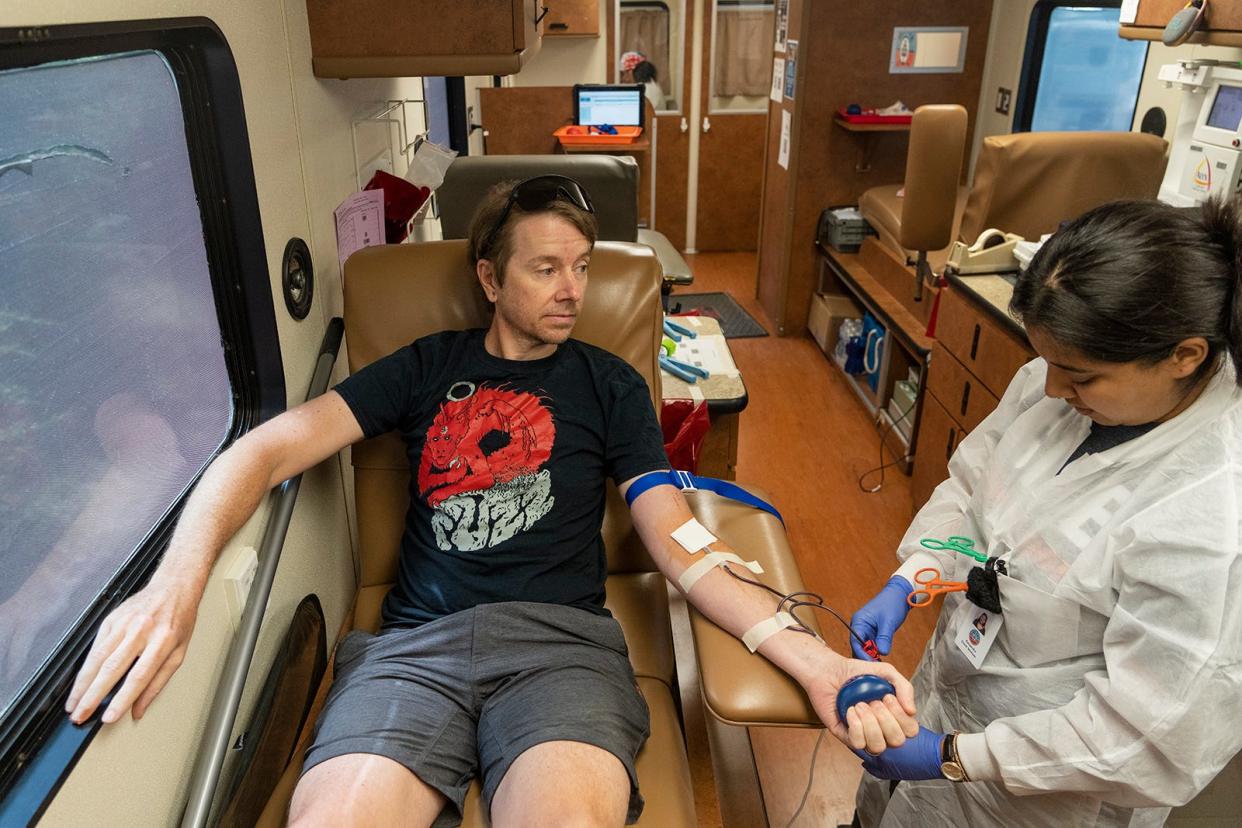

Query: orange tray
[{"left": 554, "top": 125, "right": 644, "bottom": 146}]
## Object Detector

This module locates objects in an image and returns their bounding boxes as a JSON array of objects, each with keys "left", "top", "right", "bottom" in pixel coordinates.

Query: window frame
[
  {"left": 0, "top": 18, "right": 284, "bottom": 821},
  {"left": 1013, "top": 0, "right": 1147, "bottom": 133}
]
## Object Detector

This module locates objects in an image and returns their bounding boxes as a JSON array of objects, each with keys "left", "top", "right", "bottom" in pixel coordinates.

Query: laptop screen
[{"left": 574, "top": 85, "right": 644, "bottom": 128}]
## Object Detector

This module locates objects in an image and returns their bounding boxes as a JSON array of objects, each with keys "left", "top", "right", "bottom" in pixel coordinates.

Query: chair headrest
[
  {"left": 438, "top": 154, "right": 640, "bottom": 242},
  {"left": 959, "top": 131, "right": 1168, "bottom": 243}
]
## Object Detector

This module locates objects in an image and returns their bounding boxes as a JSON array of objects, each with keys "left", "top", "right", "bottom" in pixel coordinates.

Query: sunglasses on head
[{"left": 479, "top": 175, "right": 595, "bottom": 260}]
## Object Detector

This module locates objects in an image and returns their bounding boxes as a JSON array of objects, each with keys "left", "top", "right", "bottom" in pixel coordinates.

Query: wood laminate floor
[{"left": 672, "top": 251, "right": 936, "bottom": 827}]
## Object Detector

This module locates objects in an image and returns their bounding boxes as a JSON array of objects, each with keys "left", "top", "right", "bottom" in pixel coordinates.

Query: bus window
[
  {"left": 0, "top": 21, "right": 282, "bottom": 805},
  {"left": 0, "top": 48, "right": 233, "bottom": 719},
  {"left": 1016, "top": 2, "right": 1148, "bottom": 132}
]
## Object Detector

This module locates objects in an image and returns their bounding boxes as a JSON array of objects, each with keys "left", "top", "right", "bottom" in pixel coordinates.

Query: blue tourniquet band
[{"left": 624, "top": 470, "right": 784, "bottom": 524}]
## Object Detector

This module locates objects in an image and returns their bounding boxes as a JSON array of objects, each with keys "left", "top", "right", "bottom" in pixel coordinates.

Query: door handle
[
  {"left": 702, "top": 117, "right": 711, "bottom": 133},
  {"left": 680, "top": 117, "right": 689, "bottom": 133}
]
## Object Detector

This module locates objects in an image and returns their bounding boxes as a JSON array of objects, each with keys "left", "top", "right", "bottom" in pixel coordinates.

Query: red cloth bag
[{"left": 660, "top": 400, "right": 711, "bottom": 474}]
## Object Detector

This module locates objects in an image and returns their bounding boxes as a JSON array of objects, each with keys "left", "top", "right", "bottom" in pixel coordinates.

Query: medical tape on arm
[
  {"left": 678, "top": 549, "right": 763, "bottom": 593},
  {"left": 671, "top": 517, "right": 717, "bottom": 554},
  {"left": 742, "top": 612, "right": 800, "bottom": 653}
]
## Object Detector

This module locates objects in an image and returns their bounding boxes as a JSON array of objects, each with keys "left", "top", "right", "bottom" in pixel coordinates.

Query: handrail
[{"left": 180, "top": 317, "right": 344, "bottom": 828}]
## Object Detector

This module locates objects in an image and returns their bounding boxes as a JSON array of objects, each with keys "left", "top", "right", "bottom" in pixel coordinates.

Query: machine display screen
[
  {"left": 1207, "top": 84, "right": 1242, "bottom": 131},
  {"left": 575, "top": 85, "right": 644, "bottom": 127}
]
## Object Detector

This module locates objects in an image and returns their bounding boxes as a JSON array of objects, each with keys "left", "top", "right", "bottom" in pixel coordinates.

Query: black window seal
[
  {"left": 1013, "top": 0, "right": 1146, "bottom": 133},
  {"left": 0, "top": 17, "right": 284, "bottom": 823}
]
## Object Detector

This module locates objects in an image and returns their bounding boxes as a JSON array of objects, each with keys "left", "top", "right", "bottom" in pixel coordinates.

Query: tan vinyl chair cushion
[
  {"left": 858, "top": 183, "right": 969, "bottom": 269},
  {"left": 899, "top": 105, "right": 969, "bottom": 253},
  {"left": 857, "top": 104, "right": 968, "bottom": 266},
  {"left": 958, "top": 130, "right": 1168, "bottom": 243},
  {"left": 686, "top": 489, "right": 823, "bottom": 726}
]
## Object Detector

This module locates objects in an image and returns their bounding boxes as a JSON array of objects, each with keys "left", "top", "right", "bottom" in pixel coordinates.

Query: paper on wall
[
  {"left": 334, "top": 189, "right": 385, "bottom": 271},
  {"left": 770, "top": 58, "right": 785, "bottom": 103},
  {"left": 778, "top": 110, "right": 791, "bottom": 170}
]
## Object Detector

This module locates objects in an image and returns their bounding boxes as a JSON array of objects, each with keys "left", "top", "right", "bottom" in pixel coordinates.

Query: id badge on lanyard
[{"left": 952, "top": 599, "right": 1004, "bottom": 668}]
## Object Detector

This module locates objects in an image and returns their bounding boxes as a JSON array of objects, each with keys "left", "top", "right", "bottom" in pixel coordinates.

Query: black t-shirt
[{"left": 334, "top": 329, "right": 669, "bottom": 628}]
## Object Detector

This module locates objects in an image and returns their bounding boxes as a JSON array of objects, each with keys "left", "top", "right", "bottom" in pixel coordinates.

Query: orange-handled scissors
[{"left": 907, "top": 568, "right": 968, "bottom": 607}]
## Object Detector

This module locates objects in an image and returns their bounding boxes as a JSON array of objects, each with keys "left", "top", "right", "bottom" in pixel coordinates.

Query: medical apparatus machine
[{"left": 1159, "top": 61, "right": 1242, "bottom": 207}]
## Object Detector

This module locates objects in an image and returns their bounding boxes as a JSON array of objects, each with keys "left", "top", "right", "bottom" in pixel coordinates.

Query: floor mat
[{"left": 668, "top": 291, "right": 769, "bottom": 338}]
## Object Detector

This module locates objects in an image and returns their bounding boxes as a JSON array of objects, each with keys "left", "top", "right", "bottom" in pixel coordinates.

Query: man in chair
[{"left": 66, "top": 176, "right": 917, "bottom": 827}]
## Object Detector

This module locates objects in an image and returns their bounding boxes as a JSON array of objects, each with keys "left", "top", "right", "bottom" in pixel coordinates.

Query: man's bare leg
[
  {"left": 490, "top": 740, "right": 630, "bottom": 828},
  {"left": 288, "top": 753, "right": 448, "bottom": 828}
]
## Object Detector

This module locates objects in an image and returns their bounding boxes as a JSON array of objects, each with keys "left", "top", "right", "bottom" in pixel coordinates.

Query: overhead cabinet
[
  {"left": 306, "top": 0, "right": 544, "bottom": 78},
  {"left": 1121, "top": 0, "right": 1242, "bottom": 45},
  {"left": 542, "top": 0, "right": 600, "bottom": 37}
]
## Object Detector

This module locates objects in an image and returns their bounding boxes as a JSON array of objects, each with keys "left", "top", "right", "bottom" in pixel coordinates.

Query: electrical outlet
[
  {"left": 222, "top": 546, "right": 258, "bottom": 631},
  {"left": 996, "top": 87, "right": 1012, "bottom": 115}
]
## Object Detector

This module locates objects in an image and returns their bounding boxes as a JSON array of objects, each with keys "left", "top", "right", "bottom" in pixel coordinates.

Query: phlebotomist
[{"left": 848, "top": 196, "right": 1242, "bottom": 827}]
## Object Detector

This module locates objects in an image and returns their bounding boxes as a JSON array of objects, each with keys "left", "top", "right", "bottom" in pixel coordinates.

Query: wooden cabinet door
[
  {"left": 693, "top": 0, "right": 772, "bottom": 251},
  {"left": 935, "top": 288, "right": 1033, "bottom": 399},
  {"left": 911, "top": 392, "right": 962, "bottom": 513},
  {"left": 544, "top": 0, "right": 600, "bottom": 36},
  {"left": 307, "top": 0, "right": 541, "bottom": 77},
  {"left": 927, "top": 343, "right": 1001, "bottom": 434}
]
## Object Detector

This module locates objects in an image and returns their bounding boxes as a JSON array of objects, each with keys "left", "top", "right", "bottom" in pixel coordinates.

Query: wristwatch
[{"left": 940, "top": 732, "right": 970, "bottom": 782}]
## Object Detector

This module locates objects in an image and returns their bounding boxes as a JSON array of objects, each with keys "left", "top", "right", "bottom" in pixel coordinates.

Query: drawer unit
[
  {"left": 927, "top": 343, "right": 1001, "bottom": 434},
  {"left": 934, "top": 287, "right": 1032, "bottom": 399},
  {"left": 911, "top": 286, "right": 1033, "bottom": 511},
  {"left": 911, "top": 393, "right": 962, "bottom": 511}
]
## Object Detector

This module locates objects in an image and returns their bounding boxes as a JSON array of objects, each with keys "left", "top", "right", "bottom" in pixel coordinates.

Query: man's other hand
[{"left": 66, "top": 580, "right": 200, "bottom": 725}]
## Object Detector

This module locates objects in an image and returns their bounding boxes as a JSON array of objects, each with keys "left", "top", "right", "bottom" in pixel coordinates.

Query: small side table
[{"left": 659, "top": 316, "right": 748, "bottom": 481}]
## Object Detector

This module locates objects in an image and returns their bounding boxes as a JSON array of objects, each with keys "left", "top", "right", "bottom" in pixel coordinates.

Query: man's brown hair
[{"left": 467, "top": 180, "right": 599, "bottom": 284}]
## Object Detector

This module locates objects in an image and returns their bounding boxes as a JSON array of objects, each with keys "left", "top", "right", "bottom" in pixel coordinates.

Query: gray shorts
[{"left": 302, "top": 601, "right": 651, "bottom": 827}]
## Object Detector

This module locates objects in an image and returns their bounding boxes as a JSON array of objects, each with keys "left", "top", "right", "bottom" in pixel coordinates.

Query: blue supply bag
[{"left": 861, "top": 312, "right": 886, "bottom": 392}]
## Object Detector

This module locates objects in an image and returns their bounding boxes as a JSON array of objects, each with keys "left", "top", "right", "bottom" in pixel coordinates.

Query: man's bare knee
[
  {"left": 491, "top": 741, "right": 629, "bottom": 828},
  {"left": 288, "top": 753, "right": 446, "bottom": 828}
]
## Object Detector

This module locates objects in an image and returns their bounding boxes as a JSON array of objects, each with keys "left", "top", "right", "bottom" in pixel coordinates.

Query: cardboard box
[{"left": 808, "top": 292, "right": 862, "bottom": 355}]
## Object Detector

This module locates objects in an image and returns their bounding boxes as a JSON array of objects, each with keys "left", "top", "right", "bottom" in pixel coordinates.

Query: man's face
[{"left": 479, "top": 213, "right": 591, "bottom": 349}]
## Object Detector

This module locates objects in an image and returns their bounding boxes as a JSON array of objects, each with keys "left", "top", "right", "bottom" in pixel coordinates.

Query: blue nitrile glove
[
  {"left": 850, "top": 575, "right": 914, "bottom": 660},
  {"left": 852, "top": 726, "right": 945, "bottom": 781}
]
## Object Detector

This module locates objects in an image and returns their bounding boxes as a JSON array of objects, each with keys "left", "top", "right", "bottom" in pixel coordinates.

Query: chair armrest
[
  {"left": 637, "top": 229, "right": 694, "bottom": 286},
  {"left": 684, "top": 489, "right": 822, "bottom": 727}
]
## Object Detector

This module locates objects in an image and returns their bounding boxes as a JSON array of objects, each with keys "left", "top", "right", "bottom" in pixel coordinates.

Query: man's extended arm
[
  {"left": 622, "top": 478, "right": 919, "bottom": 752},
  {"left": 67, "top": 390, "right": 363, "bottom": 725}
]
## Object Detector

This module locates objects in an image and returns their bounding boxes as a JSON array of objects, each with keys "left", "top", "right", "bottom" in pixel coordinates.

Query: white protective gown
[{"left": 857, "top": 358, "right": 1242, "bottom": 827}]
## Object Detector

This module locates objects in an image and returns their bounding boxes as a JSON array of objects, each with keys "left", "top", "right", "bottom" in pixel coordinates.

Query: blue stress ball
[{"left": 836, "top": 674, "right": 897, "bottom": 722}]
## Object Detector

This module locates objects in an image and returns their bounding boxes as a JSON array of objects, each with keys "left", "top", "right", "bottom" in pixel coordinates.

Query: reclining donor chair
[{"left": 257, "top": 240, "right": 825, "bottom": 825}]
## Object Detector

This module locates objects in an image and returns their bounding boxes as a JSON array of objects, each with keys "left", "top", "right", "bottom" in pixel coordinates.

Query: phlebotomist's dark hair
[{"left": 1011, "top": 196, "right": 1242, "bottom": 387}]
